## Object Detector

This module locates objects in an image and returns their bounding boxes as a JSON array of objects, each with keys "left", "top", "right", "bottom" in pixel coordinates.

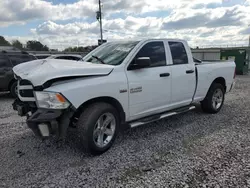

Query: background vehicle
[
  {"left": 13, "top": 39, "right": 236, "bottom": 155},
  {"left": 0, "top": 51, "right": 37, "bottom": 97},
  {"left": 34, "top": 54, "right": 51, "bottom": 59},
  {"left": 46, "top": 54, "right": 83, "bottom": 61}
]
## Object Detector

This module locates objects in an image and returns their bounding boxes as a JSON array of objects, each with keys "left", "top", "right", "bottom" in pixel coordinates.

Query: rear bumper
[{"left": 13, "top": 99, "right": 74, "bottom": 139}]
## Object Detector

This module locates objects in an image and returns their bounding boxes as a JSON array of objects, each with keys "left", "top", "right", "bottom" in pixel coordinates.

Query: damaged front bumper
[{"left": 13, "top": 99, "right": 74, "bottom": 139}]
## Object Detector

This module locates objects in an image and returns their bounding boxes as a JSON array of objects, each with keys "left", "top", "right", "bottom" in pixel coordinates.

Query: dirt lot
[{"left": 0, "top": 75, "right": 250, "bottom": 188}]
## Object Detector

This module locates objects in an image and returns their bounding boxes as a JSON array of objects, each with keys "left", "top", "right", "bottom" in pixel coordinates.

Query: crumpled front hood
[{"left": 13, "top": 59, "right": 114, "bottom": 86}]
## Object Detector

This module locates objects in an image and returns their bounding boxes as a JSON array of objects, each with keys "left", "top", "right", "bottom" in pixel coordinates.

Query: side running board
[{"left": 129, "top": 105, "right": 196, "bottom": 128}]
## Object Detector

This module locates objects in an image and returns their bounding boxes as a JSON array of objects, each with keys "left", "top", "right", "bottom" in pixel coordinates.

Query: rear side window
[
  {"left": 56, "top": 56, "right": 81, "bottom": 60},
  {"left": 70, "top": 56, "right": 81, "bottom": 61},
  {"left": 55, "top": 56, "right": 70, "bottom": 60},
  {"left": 29, "top": 55, "right": 37, "bottom": 60},
  {"left": 55, "top": 56, "right": 66, "bottom": 60},
  {"left": 136, "top": 41, "right": 166, "bottom": 67},
  {"left": 36, "top": 55, "right": 50, "bottom": 59},
  {"left": 67, "top": 56, "right": 80, "bottom": 60},
  {"left": 169, "top": 42, "right": 188, "bottom": 65},
  {"left": 8, "top": 55, "right": 35, "bottom": 66},
  {"left": 0, "top": 55, "right": 11, "bottom": 67}
]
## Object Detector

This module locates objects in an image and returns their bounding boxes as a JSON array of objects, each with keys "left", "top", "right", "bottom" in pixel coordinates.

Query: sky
[{"left": 0, "top": 0, "right": 250, "bottom": 50}]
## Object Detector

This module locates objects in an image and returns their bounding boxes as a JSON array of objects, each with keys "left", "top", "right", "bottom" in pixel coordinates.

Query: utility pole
[
  {"left": 248, "top": 24, "right": 250, "bottom": 47},
  {"left": 97, "top": 0, "right": 103, "bottom": 45},
  {"left": 249, "top": 35, "right": 250, "bottom": 47}
]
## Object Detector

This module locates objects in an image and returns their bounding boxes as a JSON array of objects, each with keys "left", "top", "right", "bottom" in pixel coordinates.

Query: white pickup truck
[{"left": 12, "top": 39, "right": 236, "bottom": 155}]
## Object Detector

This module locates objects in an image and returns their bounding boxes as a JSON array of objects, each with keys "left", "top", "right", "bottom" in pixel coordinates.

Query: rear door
[
  {"left": 126, "top": 41, "right": 172, "bottom": 120},
  {"left": 168, "top": 41, "right": 196, "bottom": 108}
]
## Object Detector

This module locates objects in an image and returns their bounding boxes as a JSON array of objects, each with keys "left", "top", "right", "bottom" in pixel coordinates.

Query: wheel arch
[
  {"left": 72, "top": 96, "right": 126, "bottom": 125},
  {"left": 8, "top": 79, "right": 17, "bottom": 91},
  {"left": 203, "top": 77, "right": 226, "bottom": 100},
  {"left": 212, "top": 77, "right": 226, "bottom": 92}
]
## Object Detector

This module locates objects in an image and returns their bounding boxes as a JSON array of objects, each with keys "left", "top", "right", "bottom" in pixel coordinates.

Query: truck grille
[{"left": 18, "top": 79, "right": 36, "bottom": 102}]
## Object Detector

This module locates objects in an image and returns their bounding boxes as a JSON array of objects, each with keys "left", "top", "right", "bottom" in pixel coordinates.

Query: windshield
[{"left": 84, "top": 41, "right": 139, "bottom": 65}]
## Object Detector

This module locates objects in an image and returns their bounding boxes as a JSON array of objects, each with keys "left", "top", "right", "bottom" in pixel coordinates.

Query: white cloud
[
  {"left": 31, "top": 21, "right": 99, "bottom": 35},
  {"left": 27, "top": 13, "right": 249, "bottom": 50},
  {"left": 1, "top": 0, "right": 250, "bottom": 49},
  {"left": 162, "top": 5, "right": 249, "bottom": 30},
  {"left": 1, "top": 0, "right": 246, "bottom": 27},
  {"left": 0, "top": 0, "right": 97, "bottom": 26},
  {"left": 245, "top": 0, "right": 250, "bottom": 5}
]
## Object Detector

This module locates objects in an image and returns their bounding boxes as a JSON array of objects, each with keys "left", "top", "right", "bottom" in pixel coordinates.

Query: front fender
[{"left": 44, "top": 72, "right": 129, "bottom": 120}]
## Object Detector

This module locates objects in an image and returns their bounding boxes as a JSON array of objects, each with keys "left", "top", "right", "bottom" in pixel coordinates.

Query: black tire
[
  {"left": 76, "top": 102, "right": 120, "bottom": 155},
  {"left": 201, "top": 83, "right": 225, "bottom": 114},
  {"left": 10, "top": 81, "right": 18, "bottom": 98}
]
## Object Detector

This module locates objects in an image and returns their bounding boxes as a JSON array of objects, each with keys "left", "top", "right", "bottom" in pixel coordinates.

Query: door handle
[
  {"left": 160, "top": 73, "right": 170, "bottom": 77},
  {"left": 186, "top": 70, "right": 194, "bottom": 74}
]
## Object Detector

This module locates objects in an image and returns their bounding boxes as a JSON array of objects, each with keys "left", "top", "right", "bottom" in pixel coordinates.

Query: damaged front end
[{"left": 12, "top": 79, "right": 74, "bottom": 140}]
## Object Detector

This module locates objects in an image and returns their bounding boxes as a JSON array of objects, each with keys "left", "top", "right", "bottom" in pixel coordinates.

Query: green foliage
[
  {"left": 0, "top": 36, "right": 11, "bottom": 46},
  {"left": 12, "top": 40, "right": 23, "bottom": 49},
  {"left": 64, "top": 46, "right": 98, "bottom": 52},
  {"left": 26, "top": 40, "right": 49, "bottom": 51}
]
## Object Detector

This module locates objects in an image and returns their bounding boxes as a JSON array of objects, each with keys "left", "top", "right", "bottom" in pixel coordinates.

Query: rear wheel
[
  {"left": 77, "top": 102, "right": 119, "bottom": 155},
  {"left": 201, "top": 83, "right": 225, "bottom": 114},
  {"left": 10, "top": 81, "right": 18, "bottom": 98}
]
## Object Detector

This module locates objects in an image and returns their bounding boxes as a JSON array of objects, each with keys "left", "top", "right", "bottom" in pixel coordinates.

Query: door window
[
  {"left": 29, "top": 55, "right": 37, "bottom": 60},
  {"left": 168, "top": 42, "right": 188, "bottom": 65},
  {"left": 65, "top": 56, "right": 74, "bottom": 60},
  {"left": 70, "top": 56, "right": 81, "bottom": 61},
  {"left": 36, "top": 55, "right": 50, "bottom": 59},
  {"left": 0, "top": 55, "right": 11, "bottom": 67},
  {"left": 54, "top": 56, "right": 79, "bottom": 60},
  {"left": 55, "top": 56, "right": 68, "bottom": 60},
  {"left": 135, "top": 42, "right": 166, "bottom": 67}
]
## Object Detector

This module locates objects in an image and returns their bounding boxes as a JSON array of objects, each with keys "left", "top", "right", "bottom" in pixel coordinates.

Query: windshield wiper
[{"left": 91, "top": 55, "right": 106, "bottom": 64}]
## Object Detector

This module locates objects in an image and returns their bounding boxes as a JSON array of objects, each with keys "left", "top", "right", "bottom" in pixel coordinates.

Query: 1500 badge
[{"left": 130, "top": 87, "right": 142, "bottom": 93}]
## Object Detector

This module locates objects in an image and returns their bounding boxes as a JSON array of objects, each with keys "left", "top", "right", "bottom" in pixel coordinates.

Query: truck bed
[
  {"left": 201, "top": 60, "right": 232, "bottom": 64},
  {"left": 194, "top": 60, "right": 235, "bottom": 102}
]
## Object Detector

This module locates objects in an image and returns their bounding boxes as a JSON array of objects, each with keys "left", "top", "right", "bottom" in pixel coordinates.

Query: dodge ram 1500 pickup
[{"left": 12, "top": 39, "right": 236, "bottom": 155}]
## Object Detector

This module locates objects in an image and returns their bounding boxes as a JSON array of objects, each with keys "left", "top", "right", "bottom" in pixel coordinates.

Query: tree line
[
  {"left": 0, "top": 36, "right": 49, "bottom": 51},
  {"left": 64, "top": 46, "right": 98, "bottom": 52},
  {"left": 0, "top": 36, "right": 97, "bottom": 52}
]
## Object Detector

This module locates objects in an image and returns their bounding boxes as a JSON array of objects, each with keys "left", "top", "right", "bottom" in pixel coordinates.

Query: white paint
[
  {"left": 13, "top": 59, "right": 114, "bottom": 86},
  {"left": 14, "top": 39, "right": 236, "bottom": 123}
]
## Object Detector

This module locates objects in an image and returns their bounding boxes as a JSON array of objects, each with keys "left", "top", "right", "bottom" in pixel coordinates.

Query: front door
[
  {"left": 168, "top": 41, "right": 196, "bottom": 108},
  {"left": 126, "top": 41, "right": 172, "bottom": 121}
]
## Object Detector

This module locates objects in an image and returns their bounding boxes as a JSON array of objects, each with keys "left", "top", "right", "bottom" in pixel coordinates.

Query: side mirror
[{"left": 128, "top": 57, "right": 151, "bottom": 70}]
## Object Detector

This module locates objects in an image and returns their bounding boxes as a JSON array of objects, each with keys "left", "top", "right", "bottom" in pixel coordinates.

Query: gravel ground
[{"left": 0, "top": 75, "right": 250, "bottom": 188}]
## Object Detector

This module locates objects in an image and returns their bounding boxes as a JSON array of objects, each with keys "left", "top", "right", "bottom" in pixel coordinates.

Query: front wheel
[
  {"left": 77, "top": 102, "right": 119, "bottom": 155},
  {"left": 201, "top": 83, "right": 225, "bottom": 114}
]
